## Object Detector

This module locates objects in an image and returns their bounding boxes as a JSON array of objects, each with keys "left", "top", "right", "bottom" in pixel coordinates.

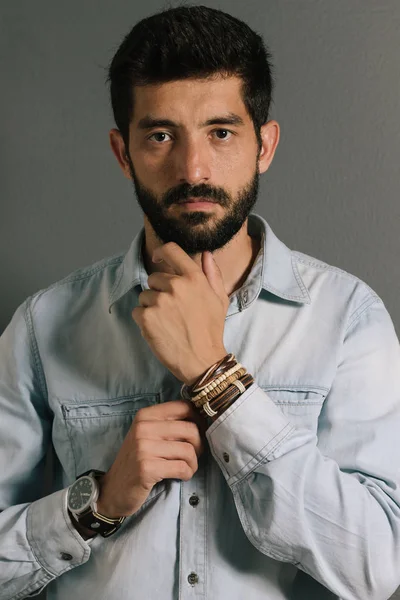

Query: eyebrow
[{"left": 137, "top": 112, "right": 245, "bottom": 130}]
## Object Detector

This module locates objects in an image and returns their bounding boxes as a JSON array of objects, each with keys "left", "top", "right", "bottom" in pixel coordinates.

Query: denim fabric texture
[{"left": 1, "top": 212, "right": 400, "bottom": 600}]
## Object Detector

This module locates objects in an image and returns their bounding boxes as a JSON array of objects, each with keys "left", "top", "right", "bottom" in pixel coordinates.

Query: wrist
[
  {"left": 67, "top": 470, "right": 126, "bottom": 538},
  {"left": 183, "top": 348, "right": 228, "bottom": 387},
  {"left": 96, "top": 474, "right": 123, "bottom": 519}
]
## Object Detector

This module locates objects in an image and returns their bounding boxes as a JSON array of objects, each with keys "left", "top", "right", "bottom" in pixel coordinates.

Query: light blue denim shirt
[{"left": 1, "top": 212, "right": 400, "bottom": 600}]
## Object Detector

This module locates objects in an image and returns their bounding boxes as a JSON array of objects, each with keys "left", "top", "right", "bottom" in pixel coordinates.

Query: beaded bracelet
[
  {"left": 207, "top": 372, "right": 254, "bottom": 416},
  {"left": 180, "top": 353, "right": 254, "bottom": 420},
  {"left": 191, "top": 364, "right": 246, "bottom": 405},
  {"left": 192, "top": 368, "right": 247, "bottom": 411},
  {"left": 181, "top": 353, "right": 236, "bottom": 402},
  {"left": 187, "top": 353, "right": 238, "bottom": 396}
]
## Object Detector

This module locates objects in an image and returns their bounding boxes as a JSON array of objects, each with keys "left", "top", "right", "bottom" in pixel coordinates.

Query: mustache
[{"left": 165, "top": 185, "right": 228, "bottom": 206}]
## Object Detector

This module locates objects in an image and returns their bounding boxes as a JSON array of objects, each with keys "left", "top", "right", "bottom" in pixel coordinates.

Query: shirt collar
[{"left": 108, "top": 211, "right": 311, "bottom": 314}]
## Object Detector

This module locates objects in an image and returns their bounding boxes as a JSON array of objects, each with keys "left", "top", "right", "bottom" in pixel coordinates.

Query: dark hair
[{"left": 106, "top": 3, "right": 274, "bottom": 154}]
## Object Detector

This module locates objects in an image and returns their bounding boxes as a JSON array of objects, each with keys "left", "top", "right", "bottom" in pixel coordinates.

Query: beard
[{"left": 125, "top": 153, "right": 260, "bottom": 256}]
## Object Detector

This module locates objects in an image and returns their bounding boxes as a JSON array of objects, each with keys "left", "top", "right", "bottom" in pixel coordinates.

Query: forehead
[{"left": 131, "top": 75, "right": 250, "bottom": 125}]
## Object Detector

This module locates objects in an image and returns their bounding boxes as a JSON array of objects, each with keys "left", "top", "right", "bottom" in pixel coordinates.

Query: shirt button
[
  {"left": 60, "top": 552, "right": 73, "bottom": 561},
  {"left": 188, "top": 572, "right": 199, "bottom": 585},
  {"left": 223, "top": 452, "right": 230, "bottom": 463},
  {"left": 242, "top": 289, "right": 248, "bottom": 304},
  {"left": 189, "top": 494, "right": 199, "bottom": 507}
]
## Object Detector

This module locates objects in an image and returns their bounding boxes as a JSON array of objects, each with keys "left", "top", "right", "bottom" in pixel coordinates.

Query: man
[{"left": 1, "top": 4, "right": 400, "bottom": 599}]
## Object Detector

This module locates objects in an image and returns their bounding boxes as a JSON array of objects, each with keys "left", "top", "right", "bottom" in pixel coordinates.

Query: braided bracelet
[
  {"left": 190, "top": 363, "right": 246, "bottom": 404},
  {"left": 202, "top": 373, "right": 253, "bottom": 417},
  {"left": 180, "top": 353, "right": 254, "bottom": 420}
]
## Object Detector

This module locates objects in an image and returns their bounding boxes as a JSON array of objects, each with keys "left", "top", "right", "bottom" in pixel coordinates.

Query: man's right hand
[{"left": 96, "top": 399, "right": 207, "bottom": 518}]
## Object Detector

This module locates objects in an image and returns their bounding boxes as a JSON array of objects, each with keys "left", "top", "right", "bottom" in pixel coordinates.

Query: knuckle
[
  {"left": 185, "top": 420, "right": 199, "bottom": 438},
  {"left": 141, "top": 310, "right": 150, "bottom": 326},
  {"left": 180, "top": 461, "right": 192, "bottom": 480},
  {"left": 135, "top": 438, "right": 147, "bottom": 455},
  {"left": 133, "top": 418, "right": 147, "bottom": 438},
  {"left": 183, "top": 441, "right": 197, "bottom": 461},
  {"left": 147, "top": 273, "right": 157, "bottom": 287},
  {"left": 170, "top": 276, "right": 182, "bottom": 296},
  {"left": 135, "top": 408, "right": 144, "bottom": 421},
  {"left": 137, "top": 458, "right": 150, "bottom": 480}
]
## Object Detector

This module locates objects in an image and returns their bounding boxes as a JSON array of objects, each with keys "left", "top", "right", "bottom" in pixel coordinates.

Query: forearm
[
  {"left": 0, "top": 489, "right": 91, "bottom": 598},
  {"left": 206, "top": 382, "right": 400, "bottom": 600}
]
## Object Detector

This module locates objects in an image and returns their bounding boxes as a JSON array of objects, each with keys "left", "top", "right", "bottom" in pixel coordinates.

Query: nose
[{"left": 174, "top": 137, "right": 211, "bottom": 185}]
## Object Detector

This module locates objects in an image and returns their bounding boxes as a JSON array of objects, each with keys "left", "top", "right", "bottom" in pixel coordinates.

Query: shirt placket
[{"left": 178, "top": 449, "right": 208, "bottom": 599}]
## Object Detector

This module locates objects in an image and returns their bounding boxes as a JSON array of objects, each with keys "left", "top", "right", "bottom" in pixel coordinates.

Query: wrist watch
[{"left": 67, "top": 469, "right": 125, "bottom": 538}]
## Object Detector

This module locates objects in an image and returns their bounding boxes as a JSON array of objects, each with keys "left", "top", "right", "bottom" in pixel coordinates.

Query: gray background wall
[{"left": 1, "top": 1, "right": 399, "bottom": 598}]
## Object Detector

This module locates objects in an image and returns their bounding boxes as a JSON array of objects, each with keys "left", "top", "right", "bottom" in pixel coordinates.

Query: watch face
[{"left": 68, "top": 476, "right": 95, "bottom": 512}]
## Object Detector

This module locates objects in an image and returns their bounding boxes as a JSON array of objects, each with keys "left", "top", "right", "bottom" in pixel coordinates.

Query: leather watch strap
[
  {"left": 74, "top": 469, "right": 126, "bottom": 537},
  {"left": 76, "top": 507, "right": 125, "bottom": 538}
]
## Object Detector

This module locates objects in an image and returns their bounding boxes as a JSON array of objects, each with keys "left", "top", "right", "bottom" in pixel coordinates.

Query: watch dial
[{"left": 68, "top": 476, "right": 94, "bottom": 511}]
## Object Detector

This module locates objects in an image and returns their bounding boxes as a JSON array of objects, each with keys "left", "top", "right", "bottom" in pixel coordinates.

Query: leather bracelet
[
  {"left": 202, "top": 373, "right": 254, "bottom": 419},
  {"left": 180, "top": 353, "right": 254, "bottom": 420},
  {"left": 187, "top": 353, "right": 237, "bottom": 395},
  {"left": 192, "top": 367, "right": 247, "bottom": 407}
]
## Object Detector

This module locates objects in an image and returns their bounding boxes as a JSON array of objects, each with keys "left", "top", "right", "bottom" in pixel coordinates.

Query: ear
[
  {"left": 109, "top": 128, "right": 132, "bottom": 180},
  {"left": 257, "top": 120, "right": 280, "bottom": 175}
]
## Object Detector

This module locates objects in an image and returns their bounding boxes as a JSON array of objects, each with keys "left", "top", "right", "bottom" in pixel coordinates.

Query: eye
[
  {"left": 148, "top": 132, "right": 172, "bottom": 144},
  {"left": 213, "top": 129, "right": 233, "bottom": 140}
]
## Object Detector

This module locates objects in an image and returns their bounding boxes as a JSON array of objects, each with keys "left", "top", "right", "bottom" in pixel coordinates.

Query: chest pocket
[
  {"left": 61, "top": 394, "right": 160, "bottom": 479},
  {"left": 260, "top": 385, "right": 328, "bottom": 432}
]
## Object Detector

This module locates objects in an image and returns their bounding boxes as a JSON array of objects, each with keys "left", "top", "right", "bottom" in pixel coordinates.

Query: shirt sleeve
[
  {"left": 0, "top": 299, "right": 91, "bottom": 599},
  {"left": 206, "top": 297, "right": 400, "bottom": 600}
]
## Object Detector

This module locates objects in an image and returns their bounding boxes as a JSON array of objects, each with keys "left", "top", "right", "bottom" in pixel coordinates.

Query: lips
[{"left": 178, "top": 197, "right": 216, "bottom": 204}]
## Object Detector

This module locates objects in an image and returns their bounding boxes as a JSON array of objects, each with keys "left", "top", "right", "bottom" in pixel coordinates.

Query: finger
[
  {"left": 135, "top": 400, "right": 209, "bottom": 440},
  {"left": 147, "top": 271, "right": 177, "bottom": 292},
  {"left": 136, "top": 399, "right": 200, "bottom": 423},
  {"left": 136, "top": 419, "right": 205, "bottom": 456},
  {"left": 138, "top": 439, "right": 200, "bottom": 470},
  {"left": 137, "top": 288, "right": 162, "bottom": 307},
  {"left": 152, "top": 242, "right": 201, "bottom": 277},
  {"left": 146, "top": 458, "right": 196, "bottom": 483}
]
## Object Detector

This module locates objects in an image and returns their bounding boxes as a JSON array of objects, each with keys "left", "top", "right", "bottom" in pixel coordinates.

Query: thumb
[{"left": 202, "top": 251, "right": 228, "bottom": 300}]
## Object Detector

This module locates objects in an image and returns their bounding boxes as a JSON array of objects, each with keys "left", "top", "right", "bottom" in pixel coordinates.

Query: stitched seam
[
  {"left": 208, "top": 382, "right": 258, "bottom": 433},
  {"left": 270, "top": 401, "right": 323, "bottom": 406},
  {"left": 114, "top": 276, "right": 140, "bottom": 296},
  {"left": 263, "top": 282, "right": 307, "bottom": 301},
  {"left": 8, "top": 572, "right": 53, "bottom": 600},
  {"left": 65, "top": 411, "right": 140, "bottom": 420},
  {"left": 31, "top": 256, "right": 123, "bottom": 305},
  {"left": 260, "top": 384, "right": 329, "bottom": 393},
  {"left": 230, "top": 423, "right": 295, "bottom": 484},
  {"left": 291, "top": 254, "right": 311, "bottom": 300},
  {"left": 293, "top": 252, "right": 379, "bottom": 293},
  {"left": 109, "top": 258, "right": 125, "bottom": 299},
  {"left": 26, "top": 504, "right": 63, "bottom": 578},
  {"left": 61, "top": 393, "right": 159, "bottom": 407},
  {"left": 24, "top": 300, "right": 48, "bottom": 404},
  {"left": 346, "top": 297, "right": 382, "bottom": 333}
]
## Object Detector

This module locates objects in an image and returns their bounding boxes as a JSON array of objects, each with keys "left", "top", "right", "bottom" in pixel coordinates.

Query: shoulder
[
  {"left": 27, "top": 251, "right": 124, "bottom": 313},
  {"left": 292, "top": 249, "right": 383, "bottom": 320}
]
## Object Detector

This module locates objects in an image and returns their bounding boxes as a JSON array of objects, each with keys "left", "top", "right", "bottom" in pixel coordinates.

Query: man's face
[{"left": 125, "top": 75, "right": 262, "bottom": 255}]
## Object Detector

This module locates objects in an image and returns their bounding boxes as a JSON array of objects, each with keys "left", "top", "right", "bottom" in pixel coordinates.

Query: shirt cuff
[
  {"left": 27, "top": 487, "right": 92, "bottom": 577},
  {"left": 206, "top": 382, "right": 295, "bottom": 485}
]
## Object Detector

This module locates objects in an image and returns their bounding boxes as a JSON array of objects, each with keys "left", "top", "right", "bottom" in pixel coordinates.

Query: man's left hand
[{"left": 132, "top": 242, "right": 230, "bottom": 386}]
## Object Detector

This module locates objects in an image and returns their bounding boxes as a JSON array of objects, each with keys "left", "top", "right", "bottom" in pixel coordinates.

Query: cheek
[{"left": 130, "top": 149, "right": 166, "bottom": 183}]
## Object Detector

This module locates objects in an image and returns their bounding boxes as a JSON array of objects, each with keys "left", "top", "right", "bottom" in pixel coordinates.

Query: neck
[{"left": 142, "top": 218, "right": 261, "bottom": 297}]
